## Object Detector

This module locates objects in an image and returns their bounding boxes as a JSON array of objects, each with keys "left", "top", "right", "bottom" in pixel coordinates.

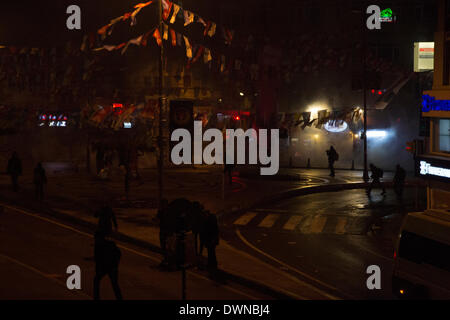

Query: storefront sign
[
  {"left": 421, "top": 95, "right": 450, "bottom": 112},
  {"left": 419, "top": 160, "right": 450, "bottom": 179},
  {"left": 414, "top": 42, "right": 434, "bottom": 72}
]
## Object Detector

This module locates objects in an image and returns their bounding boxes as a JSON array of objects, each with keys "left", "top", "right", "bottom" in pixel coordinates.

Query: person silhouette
[
  {"left": 95, "top": 201, "right": 118, "bottom": 237},
  {"left": 93, "top": 233, "right": 123, "bottom": 300},
  {"left": 7, "top": 152, "right": 22, "bottom": 192},
  {"left": 33, "top": 162, "right": 47, "bottom": 201}
]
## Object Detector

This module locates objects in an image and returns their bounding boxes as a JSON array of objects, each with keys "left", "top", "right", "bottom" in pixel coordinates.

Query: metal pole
[
  {"left": 362, "top": 7, "right": 369, "bottom": 182},
  {"left": 157, "top": 0, "right": 164, "bottom": 208}
]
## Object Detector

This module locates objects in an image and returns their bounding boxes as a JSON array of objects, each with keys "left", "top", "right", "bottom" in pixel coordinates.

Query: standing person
[
  {"left": 200, "top": 213, "right": 219, "bottom": 272},
  {"left": 326, "top": 146, "right": 339, "bottom": 177},
  {"left": 7, "top": 152, "right": 22, "bottom": 192},
  {"left": 33, "top": 162, "right": 47, "bottom": 201},
  {"left": 367, "top": 163, "right": 386, "bottom": 196},
  {"left": 393, "top": 164, "right": 406, "bottom": 199},
  {"left": 157, "top": 199, "right": 170, "bottom": 266},
  {"left": 93, "top": 233, "right": 123, "bottom": 300},
  {"left": 95, "top": 202, "right": 118, "bottom": 238}
]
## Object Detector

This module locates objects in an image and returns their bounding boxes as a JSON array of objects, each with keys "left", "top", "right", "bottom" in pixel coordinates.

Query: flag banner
[
  {"left": 163, "top": 23, "right": 169, "bottom": 40},
  {"left": 123, "top": 12, "right": 132, "bottom": 21},
  {"left": 192, "top": 46, "right": 204, "bottom": 64},
  {"left": 204, "top": 21, "right": 212, "bottom": 36},
  {"left": 134, "top": 1, "right": 153, "bottom": 8},
  {"left": 170, "top": 4, "right": 181, "bottom": 24},
  {"left": 197, "top": 16, "right": 207, "bottom": 27},
  {"left": 170, "top": 28, "right": 176, "bottom": 46},
  {"left": 153, "top": 28, "right": 162, "bottom": 46},
  {"left": 131, "top": 7, "right": 143, "bottom": 25},
  {"left": 316, "top": 109, "right": 330, "bottom": 129},
  {"left": 184, "top": 10, "right": 194, "bottom": 26},
  {"left": 115, "top": 42, "right": 127, "bottom": 50},
  {"left": 98, "top": 24, "right": 111, "bottom": 35},
  {"left": 162, "top": 0, "right": 173, "bottom": 21},
  {"left": 207, "top": 22, "right": 216, "bottom": 37},
  {"left": 184, "top": 36, "right": 192, "bottom": 58},
  {"left": 141, "top": 30, "right": 152, "bottom": 46},
  {"left": 204, "top": 48, "right": 212, "bottom": 63}
]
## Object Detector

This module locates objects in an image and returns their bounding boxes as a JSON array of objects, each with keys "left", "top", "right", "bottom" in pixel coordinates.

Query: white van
[{"left": 392, "top": 210, "right": 450, "bottom": 299}]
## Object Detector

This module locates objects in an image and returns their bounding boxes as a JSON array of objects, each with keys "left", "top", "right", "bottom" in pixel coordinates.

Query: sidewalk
[{"left": 0, "top": 167, "right": 421, "bottom": 300}]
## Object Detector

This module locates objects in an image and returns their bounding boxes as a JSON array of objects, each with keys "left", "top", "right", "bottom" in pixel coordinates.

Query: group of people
[
  {"left": 6, "top": 152, "right": 47, "bottom": 200},
  {"left": 326, "top": 146, "right": 407, "bottom": 198}
]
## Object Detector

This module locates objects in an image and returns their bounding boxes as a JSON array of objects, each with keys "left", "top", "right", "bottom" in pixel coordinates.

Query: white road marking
[
  {"left": 310, "top": 216, "right": 327, "bottom": 234},
  {"left": 2, "top": 203, "right": 259, "bottom": 300},
  {"left": 233, "top": 212, "right": 257, "bottom": 226},
  {"left": 283, "top": 215, "right": 303, "bottom": 231},
  {"left": 299, "top": 215, "right": 313, "bottom": 234},
  {"left": 255, "top": 208, "right": 290, "bottom": 213},
  {"left": 258, "top": 214, "right": 279, "bottom": 228},
  {"left": 236, "top": 229, "right": 341, "bottom": 300},
  {"left": 335, "top": 218, "right": 347, "bottom": 234}
]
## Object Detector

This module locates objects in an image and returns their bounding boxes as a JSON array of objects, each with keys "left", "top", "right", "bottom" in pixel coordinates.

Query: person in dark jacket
[
  {"left": 393, "top": 164, "right": 406, "bottom": 199},
  {"left": 200, "top": 213, "right": 219, "bottom": 271},
  {"left": 93, "top": 233, "right": 123, "bottom": 300},
  {"left": 95, "top": 202, "right": 118, "bottom": 238},
  {"left": 33, "top": 163, "right": 47, "bottom": 201},
  {"left": 367, "top": 163, "right": 386, "bottom": 196},
  {"left": 326, "top": 146, "right": 338, "bottom": 177},
  {"left": 7, "top": 152, "right": 22, "bottom": 192}
]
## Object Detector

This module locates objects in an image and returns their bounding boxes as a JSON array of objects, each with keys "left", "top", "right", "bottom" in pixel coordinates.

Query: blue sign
[{"left": 422, "top": 94, "right": 450, "bottom": 112}]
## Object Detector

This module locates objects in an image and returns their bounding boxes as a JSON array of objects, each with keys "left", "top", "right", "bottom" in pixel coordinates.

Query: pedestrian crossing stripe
[
  {"left": 335, "top": 217, "right": 347, "bottom": 234},
  {"left": 233, "top": 212, "right": 257, "bottom": 225},
  {"left": 232, "top": 212, "right": 355, "bottom": 235},
  {"left": 258, "top": 214, "right": 279, "bottom": 228},
  {"left": 283, "top": 215, "right": 303, "bottom": 230}
]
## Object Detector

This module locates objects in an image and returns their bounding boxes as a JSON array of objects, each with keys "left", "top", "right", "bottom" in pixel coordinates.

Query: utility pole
[
  {"left": 157, "top": 0, "right": 165, "bottom": 208},
  {"left": 362, "top": 4, "right": 369, "bottom": 182}
]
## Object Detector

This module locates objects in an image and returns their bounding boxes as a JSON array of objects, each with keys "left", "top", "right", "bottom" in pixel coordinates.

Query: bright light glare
[
  {"left": 239, "top": 92, "right": 244, "bottom": 96},
  {"left": 366, "top": 130, "right": 387, "bottom": 138},
  {"left": 314, "top": 134, "right": 319, "bottom": 139}
]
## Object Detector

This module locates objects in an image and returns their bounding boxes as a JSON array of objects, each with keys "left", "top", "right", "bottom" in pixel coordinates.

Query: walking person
[
  {"left": 93, "top": 233, "right": 123, "bottom": 300},
  {"left": 33, "top": 162, "right": 47, "bottom": 201},
  {"left": 94, "top": 201, "right": 118, "bottom": 238},
  {"left": 393, "top": 164, "right": 406, "bottom": 199},
  {"left": 7, "top": 152, "right": 22, "bottom": 192},
  {"left": 367, "top": 163, "right": 386, "bottom": 197},
  {"left": 326, "top": 146, "right": 339, "bottom": 177},
  {"left": 200, "top": 213, "right": 219, "bottom": 273}
]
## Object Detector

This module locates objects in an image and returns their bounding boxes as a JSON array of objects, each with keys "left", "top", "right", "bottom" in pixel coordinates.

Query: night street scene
[{"left": 1, "top": 0, "right": 450, "bottom": 307}]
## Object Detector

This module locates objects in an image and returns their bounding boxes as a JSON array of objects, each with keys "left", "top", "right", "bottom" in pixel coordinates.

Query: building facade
[{"left": 420, "top": 0, "right": 450, "bottom": 214}]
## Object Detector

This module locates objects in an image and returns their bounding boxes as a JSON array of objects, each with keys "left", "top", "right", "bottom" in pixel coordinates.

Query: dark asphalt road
[
  {"left": 0, "top": 204, "right": 272, "bottom": 300},
  {"left": 221, "top": 188, "right": 427, "bottom": 299}
]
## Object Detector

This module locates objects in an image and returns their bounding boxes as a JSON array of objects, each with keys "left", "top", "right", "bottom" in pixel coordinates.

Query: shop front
[{"left": 419, "top": 92, "right": 450, "bottom": 214}]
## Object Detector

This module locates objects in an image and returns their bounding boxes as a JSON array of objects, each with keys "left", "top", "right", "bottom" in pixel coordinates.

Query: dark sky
[{"left": 0, "top": 1, "right": 144, "bottom": 46}]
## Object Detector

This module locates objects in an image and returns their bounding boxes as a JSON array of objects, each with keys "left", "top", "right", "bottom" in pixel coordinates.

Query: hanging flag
[
  {"left": 207, "top": 22, "right": 216, "bottom": 37},
  {"left": 153, "top": 28, "right": 162, "bottom": 46},
  {"left": 162, "top": 0, "right": 173, "bottom": 21},
  {"left": 141, "top": 30, "right": 152, "bottom": 46},
  {"left": 131, "top": 7, "right": 143, "bottom": 25},
  {"left": 123, "top": 12, "right": 132, "bottom": 21},
  {"left": 170, "top": 29, "right": 177, "bottom": 46},
  {"left": 163, "top": 23, "right": 169, "bottom": 40},
  {"left": 98, "top": 24, "right": 111, "bottom": 35},
  {"left": 170, "top": 4, "right": 181, "bottom": 24},
  {"left": 134, "top": 1, "right": 153, "bottom": 8},
  {"left": 183, "top": 36, "right": 192, "bottom": 58},
  {"left": 204, "top": 21, "right": 212, "bottom": 36},
  {"left": 192, "top": 46, "right": 204, "bottom": 64},
  {"left": 204, "top": 48, "right": 212, "bottom": 63},
  {"left": 184, "top": 10, "right": 194, "bottom": 26},
  {"left": 197, "top": 16, "right": 207, "bottom": 27}
]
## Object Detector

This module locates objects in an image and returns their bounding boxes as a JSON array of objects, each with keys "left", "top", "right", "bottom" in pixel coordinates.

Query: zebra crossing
[{"left": 230, "top": 210, "right": 369, "bottom": 235}]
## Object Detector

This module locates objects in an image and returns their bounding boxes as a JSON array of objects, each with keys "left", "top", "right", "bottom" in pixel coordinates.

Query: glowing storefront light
[
  {"left": 324, "top": 120, "right": 348, "bottom": 133},
  {"left": 360, "top": 130, "right": 387, "bottom": 138},
  {"left": 422, "top": 94, "right": 450, "bottom": 112},
  {"left": 420, "top": 161, "right": 450, "bottom": 179}
]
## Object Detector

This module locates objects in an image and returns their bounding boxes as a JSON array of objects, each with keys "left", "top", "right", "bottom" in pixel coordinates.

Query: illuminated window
[{"left": 433, "top": 119, "right": 450, "bottom": 153}]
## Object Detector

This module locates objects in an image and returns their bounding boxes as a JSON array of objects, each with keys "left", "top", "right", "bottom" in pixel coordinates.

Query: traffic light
[{"left": 406, "top": 141, "right": 415, "bottom": 154}]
